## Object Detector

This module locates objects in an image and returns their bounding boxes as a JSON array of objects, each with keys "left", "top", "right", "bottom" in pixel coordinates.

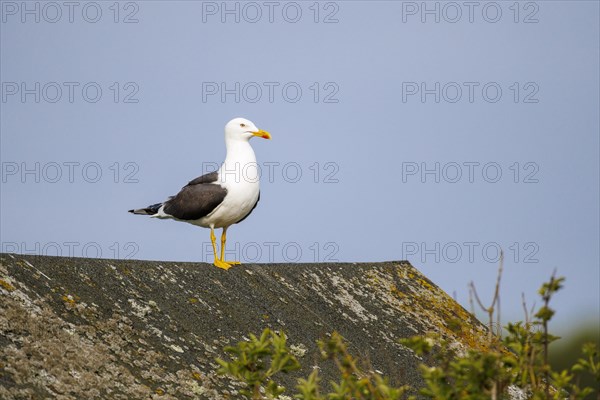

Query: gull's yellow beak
[{"left": 252, "top": 130, "right": 271, "bottom": 140}]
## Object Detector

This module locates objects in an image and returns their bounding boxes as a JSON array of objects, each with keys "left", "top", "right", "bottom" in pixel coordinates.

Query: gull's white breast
[{"left": 194, "top": 159, "right": 260, "bottom": 229}]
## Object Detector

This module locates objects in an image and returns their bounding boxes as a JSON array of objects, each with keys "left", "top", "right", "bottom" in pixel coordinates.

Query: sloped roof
[{"left": 0, "top": 253, "right": 489, "bottom": 399}]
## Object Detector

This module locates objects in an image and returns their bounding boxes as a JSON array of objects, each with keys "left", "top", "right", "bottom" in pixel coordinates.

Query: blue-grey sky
[{"left": 1, "top": 1, "right": 598, "bottom": 336}]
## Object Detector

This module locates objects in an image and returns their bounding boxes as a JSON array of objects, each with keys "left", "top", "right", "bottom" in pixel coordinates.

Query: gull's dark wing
[
  {"left": 163, "top": 171, "right": 227, "bottom": 221},
  {"left": 186, "top": 171, "right": 220, "bottom": 186}
]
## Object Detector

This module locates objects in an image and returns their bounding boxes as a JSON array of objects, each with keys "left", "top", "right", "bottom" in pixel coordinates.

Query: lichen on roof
[{"left": 0, "top": 253, "right": 490, "bottom": 399}]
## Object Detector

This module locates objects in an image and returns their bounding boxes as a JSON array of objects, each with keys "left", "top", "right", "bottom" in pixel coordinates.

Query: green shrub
[
  {"left": 217, "top": 275, "right": 599, "bottom": 399},
  {"left": 216, "top": 329, "right": 300, "bottom": 399}
]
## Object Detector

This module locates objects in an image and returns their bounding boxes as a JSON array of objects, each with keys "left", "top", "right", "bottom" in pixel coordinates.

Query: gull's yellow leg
[
  {"left": 211, "top": 227, "right": 232, "bottom": 270},
  {"left": 219, "top": 228, "right": 225, "bottom": 261},
  {"left": 220, "top": 227, "right": 241, "bottom": 265}
]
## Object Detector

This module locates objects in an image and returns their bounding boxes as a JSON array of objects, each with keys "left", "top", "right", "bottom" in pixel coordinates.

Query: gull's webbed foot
[{"left": 214, "top": 259, "right": 233, "bottom": 270}]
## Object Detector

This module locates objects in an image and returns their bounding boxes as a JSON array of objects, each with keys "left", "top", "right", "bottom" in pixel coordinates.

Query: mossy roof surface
[{"left": 0, "top": 253, "right": 488, "bottom": 399}]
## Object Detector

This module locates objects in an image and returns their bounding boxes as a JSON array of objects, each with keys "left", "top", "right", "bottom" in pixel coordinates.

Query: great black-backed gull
[{"left": 129, "top": 117, "right": 271, "bottom": 270}]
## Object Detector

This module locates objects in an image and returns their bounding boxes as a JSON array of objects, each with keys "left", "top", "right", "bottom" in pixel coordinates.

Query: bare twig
[
  {"left": 468, "top": 286, "right": 475, "bottom": 316},
  {"left": 469, "top": 250, "right": 504, "bottom": 339},
  {"left": 469, "top": 250, "right": 504, "bottom": 400},
  {"left": 521, "top": 292, "right": 529, "bottom": 324},
  {"left": 542, "top": 269, "right": 558, "bottom": 400},
  {"left": 496, "top": 290, "right": 502, "bottom": 338}
]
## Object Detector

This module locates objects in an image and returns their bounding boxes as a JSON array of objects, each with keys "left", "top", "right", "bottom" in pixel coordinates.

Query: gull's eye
[{"left": 240, "top": 123, "right": 246, "bottom": 128}]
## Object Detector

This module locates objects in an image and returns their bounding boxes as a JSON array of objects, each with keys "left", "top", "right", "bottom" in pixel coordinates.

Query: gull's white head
[{"left": 225, "top": 117, "right": 271, "bottom": 142}]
